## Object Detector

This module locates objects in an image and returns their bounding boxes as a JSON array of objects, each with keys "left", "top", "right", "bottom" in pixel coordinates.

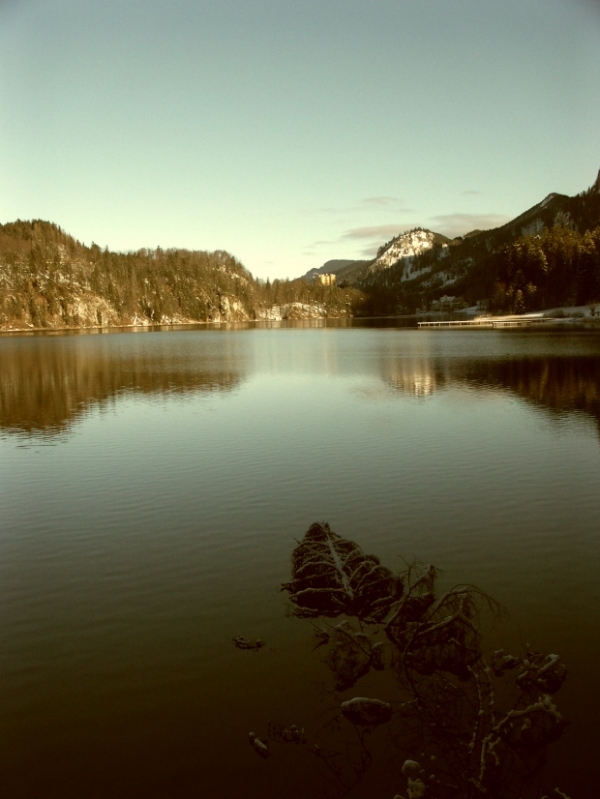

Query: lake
[{"left": 1, "top": 322, "right": 599, "bottom": 798}]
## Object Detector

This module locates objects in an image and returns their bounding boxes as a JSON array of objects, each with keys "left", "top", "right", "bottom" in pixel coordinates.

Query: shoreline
[
  {"left": 1, "top": 309, "right": 599, "bottom": 337},
  {"left": 0, "top": 315, "right": 356, "bottom": 336}
]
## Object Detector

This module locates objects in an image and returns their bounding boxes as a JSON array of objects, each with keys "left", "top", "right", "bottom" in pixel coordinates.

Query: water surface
[{"left": 1, "top": 324, "right": 599, "bottom": 797}]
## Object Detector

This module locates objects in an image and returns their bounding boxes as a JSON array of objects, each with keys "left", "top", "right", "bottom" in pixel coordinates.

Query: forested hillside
[
  {"left": 0, "top": 221, "right": 363, "bottom": 330},
  {"left": 3, "top": 171, "right": 600, "bottom": 330},
  {"left": 342, "top": 172, "right": 600, "bottom": 315},
  {"left": 491, "top": 224, "right": 600, "bottom": 313}
]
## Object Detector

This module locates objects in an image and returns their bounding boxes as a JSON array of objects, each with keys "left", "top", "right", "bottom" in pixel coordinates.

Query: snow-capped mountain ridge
[
  {"left": 362, "top": 228, "right": 452, "bottom": 287},
  {"left": 373, "top": 228, "right": 439, "bottom": 269}
]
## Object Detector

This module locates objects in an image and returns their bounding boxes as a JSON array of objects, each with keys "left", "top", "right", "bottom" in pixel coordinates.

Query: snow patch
[
  {"left": 540, "top": 193, "right": 557, "bottom": 208},
  {"left": 373, "top": 229, "right": 436, "bottom": 269},
  {"left": 522, "top": 218, "right": 545, "bottom": 237}
]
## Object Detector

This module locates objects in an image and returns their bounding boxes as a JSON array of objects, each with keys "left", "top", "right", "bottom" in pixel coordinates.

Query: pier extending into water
[{"left": 418, "top": 315, "right": 574, "bottom": 329}]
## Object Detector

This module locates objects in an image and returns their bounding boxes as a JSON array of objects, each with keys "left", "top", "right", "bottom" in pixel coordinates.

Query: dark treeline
[
  {"left": 0, "top": 335, "right": 246, "bottom": 435},
  {"left": 0, "top": 220, "right": 364, "bottom": 329},
  {"left": 491, "top": 225, "right": 600, "bottom": 313}
]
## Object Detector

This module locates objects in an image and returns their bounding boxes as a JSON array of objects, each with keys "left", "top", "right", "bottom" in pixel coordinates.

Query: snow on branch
[
  {"left": 252, "top": 523, "right": 571, "bottom": 799},
  {"left": 281, "top": 522, "right": 403, "bottom": 621}
]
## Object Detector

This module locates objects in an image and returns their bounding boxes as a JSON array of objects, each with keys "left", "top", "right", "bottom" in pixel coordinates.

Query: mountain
[
  {"left": 2, "top": 172, "right": 599, "bottom": 330},
  {"left": 371, "top": 228, "right": 451, "bottom": 269},
  {"left": 0, "top": 221, "right": 363, "bottom": 331},
  {"left": 360, "top": 228, "right": 452, "bottom": 284},
  {"left": 346, "top": 171, "right": 600, "bottom": 314}
]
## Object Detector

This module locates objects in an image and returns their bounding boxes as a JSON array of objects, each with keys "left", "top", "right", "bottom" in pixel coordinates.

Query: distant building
[{"left": 314, "top": 273, "right": 336, "bottom": 286}]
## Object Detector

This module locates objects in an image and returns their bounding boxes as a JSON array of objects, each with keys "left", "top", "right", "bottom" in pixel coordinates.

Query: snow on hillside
[
  {"left": 540, "top": 193, "right": 558, "bottom": 208},
  {"left": 363, "top": 228, "right": 450, "bottom": 285},
  {"left": 373, "top": 229, "right": 437, "bottom": 269}
]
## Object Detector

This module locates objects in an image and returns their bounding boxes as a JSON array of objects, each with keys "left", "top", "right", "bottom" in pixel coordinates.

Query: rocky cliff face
[{"left": 256, "top": 302, "right": 328, "bottom": 321}]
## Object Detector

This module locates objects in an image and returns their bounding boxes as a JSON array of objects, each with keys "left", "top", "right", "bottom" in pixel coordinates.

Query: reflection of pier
[{"left": 418, "top": 315, "right": 575, "bottom": 329}]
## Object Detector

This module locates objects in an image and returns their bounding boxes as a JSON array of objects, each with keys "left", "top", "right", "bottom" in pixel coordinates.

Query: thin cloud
[
  {"left": 306, "top": 210, "right": 514, "bottom": 262},
  {"left": 461, "top": 189, "right": 481, "bottom": 196},
  {"left": 359, "top": 196, "right": 410, "bottom": 209},
  {"left": 338, "top": 222, "right": 419, "bottom": 259},
  {"left": 308, "top": 238, "right": 337, "bottom": 247},
  {"left": 307, "top": 220, "right": 420, "bottom": 261},
  {"left": 341, "top": 224, "right": 411, "bottom": 241},
  {"left": 428, "top": 212, "right": 511, "bottom": 238}
]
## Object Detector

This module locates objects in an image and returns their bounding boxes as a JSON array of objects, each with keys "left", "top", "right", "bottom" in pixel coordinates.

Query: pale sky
[{"left": 1, "top": 0, "right": 599, "bottom": 279}]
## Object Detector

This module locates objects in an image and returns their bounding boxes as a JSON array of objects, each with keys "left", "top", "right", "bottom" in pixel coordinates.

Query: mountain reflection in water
[
  {"left": 2, "top": 327, "right": 599, "bottom": 438},
  {"left": 384, "top": 355, "right": 600, "bottom": 434},
  {"left": 0, "top": 330, "right": 246, "bottom": 436}
]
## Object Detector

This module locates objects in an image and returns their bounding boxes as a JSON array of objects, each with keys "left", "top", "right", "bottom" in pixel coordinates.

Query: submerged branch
[{"left": 263, "top": 523, "right": 569, "bottom": 798}]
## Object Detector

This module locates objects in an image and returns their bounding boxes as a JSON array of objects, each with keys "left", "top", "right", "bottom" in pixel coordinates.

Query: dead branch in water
[
  {"left": 281, "top": 522, "right": 403, "bottom": 621},
  {"left": 268, "top": 523, "right": 571, "bottom": 799}
]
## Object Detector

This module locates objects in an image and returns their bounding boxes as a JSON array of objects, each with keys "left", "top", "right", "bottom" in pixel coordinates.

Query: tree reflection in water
[
  {"left": 383, "top": 354, "right": 600, "bottom": 440},
  {"left": 0, "top": 333, "right": 245, "bottom": 436},
  {"left": 254, "top": 523, "right": 570, "bottom": 799}
]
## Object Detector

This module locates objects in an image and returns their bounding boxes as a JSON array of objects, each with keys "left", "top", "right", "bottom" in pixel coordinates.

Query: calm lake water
[{"left": 1, "top": 322, "right": 599, "bottom": 798}]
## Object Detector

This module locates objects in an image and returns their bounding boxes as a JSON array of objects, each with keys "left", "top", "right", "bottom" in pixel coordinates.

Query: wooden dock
[{"left": 417, "top": 315, "right": 573, "bottom": 329}]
